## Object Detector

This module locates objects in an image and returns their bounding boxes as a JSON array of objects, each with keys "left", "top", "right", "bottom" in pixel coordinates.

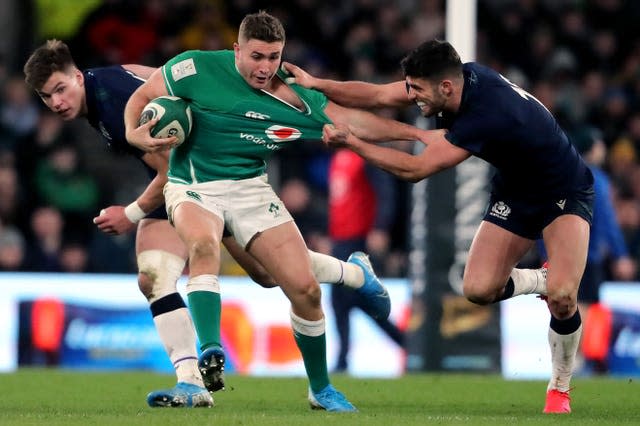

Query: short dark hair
[
  {"left": 24, "top": 39, "right": 76, "bottom": 90},
  {"left": 238, "top": 11, "right": 286, "bottom": 44},
  {"left": 401, "top": 40, "right": 462, "bottom": 80}
]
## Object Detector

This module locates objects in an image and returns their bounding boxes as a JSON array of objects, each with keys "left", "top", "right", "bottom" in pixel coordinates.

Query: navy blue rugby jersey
[
  {"left": 438, "top": 62, "right": 593, "bottom": 199},
  {"left": 83, "top": 66, "right": 152, "bottom": 176}
]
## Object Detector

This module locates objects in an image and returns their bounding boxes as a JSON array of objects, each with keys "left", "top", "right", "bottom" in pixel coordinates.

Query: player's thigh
[
  {"left": 541, "top": 214, "right": 590, "bottom": 295},
  {"left": 172, "top": 201, "right": 224, "bottom": 249},
  {"left": 248, "top": 221, "right": 316, "bottom": 292},
  {"left": 222, "top": 235, "right": 276, "bottom": 287},
  {"left": 136, "top": 218, "right": 187, "bottom": 259},
  {"left": 465, "top": 220, "right": 534, "bottom": 292},
  {"left": 164, "top": 181, "right": 225, "bottom": 248}
]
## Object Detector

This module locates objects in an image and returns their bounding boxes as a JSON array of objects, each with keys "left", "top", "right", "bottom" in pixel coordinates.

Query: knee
[
  {"left": 136, "top": 250, "right": 185, "bottom": 302},
  {"left": 290, "top": 278, "right": 322, "bottom": 308},
  {"left": 463, "top": 280, "right": 494, "bottom": 305},
  {"left": 138, "top": 271, "right": 155, "bottom": 299},
  {"left": 189, "top": 238, "right": 219, "bottom": 262},
  {"left": 546, "top": 283, "right": 577, "bottom": 318},
  {"left": 249, "top": 270, "right": 278, "bottom": 288}
]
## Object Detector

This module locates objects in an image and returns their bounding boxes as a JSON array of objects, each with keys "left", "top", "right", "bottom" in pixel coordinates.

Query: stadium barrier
[{"left": 0, "top": 273, "right": 409, "bottom": 377}]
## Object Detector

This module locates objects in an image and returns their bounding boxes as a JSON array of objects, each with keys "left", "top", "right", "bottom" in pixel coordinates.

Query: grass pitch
[{"left": 1, "top": 369, "right": 639, "bottom": 425}]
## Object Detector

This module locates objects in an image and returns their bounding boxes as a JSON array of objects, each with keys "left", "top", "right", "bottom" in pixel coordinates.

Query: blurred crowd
[{"left": 1, "top": 0, "right": 640, "bottom": 280}]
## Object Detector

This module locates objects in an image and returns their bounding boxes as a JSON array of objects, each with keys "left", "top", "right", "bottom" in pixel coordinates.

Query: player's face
[
  {"left": 37, "top": 69, "right": 86, "bottom": 120},
  {"left": 405, "top": 76, "right": 448, "bottom": 117},
  {"left": 234, "top": 38, "right": 284, "bottom": 90}
]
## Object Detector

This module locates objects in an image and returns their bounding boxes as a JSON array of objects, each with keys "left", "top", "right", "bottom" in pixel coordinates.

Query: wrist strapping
[{"left": 124, "top": 201, "right": 146, "bottom": 223}]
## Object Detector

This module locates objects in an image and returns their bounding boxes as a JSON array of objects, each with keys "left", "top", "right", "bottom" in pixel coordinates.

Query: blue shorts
[
  {"left": 147, "top": 205, "right": 168, "bottom": 220},
  {"left": 483, "top": 188, "right": 594, "bottom": 240}
]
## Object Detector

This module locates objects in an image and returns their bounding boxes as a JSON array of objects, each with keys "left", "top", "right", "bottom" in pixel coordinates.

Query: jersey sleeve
[
  {"left": 298, "top": 85, "right": 329, "bottom": 111},
  {"left": 161, "top": 50, "right": 203, "bottom": 100},
  {"left": 278, "top": 66, "right": 332, "bottom": 123},
  {"left": 302, "top": 86, "right": 333, "bottom": 125}
]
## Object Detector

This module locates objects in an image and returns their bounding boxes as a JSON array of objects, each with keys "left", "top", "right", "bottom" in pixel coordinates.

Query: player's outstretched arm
[
  {"left": 122, "top": 64, "right": 158, "bottom": 80},
  {"left": 124, "top": 69, "right": 176, "bottom": 152},
  {"left": 325, "top": 101, "right": 419, "bottom": 142},
  {"left": 282, "top": 61, "right": 410, "bottom": 109},
  {"left": 323, "top": 125, "right": 471, "bottom": 182}
]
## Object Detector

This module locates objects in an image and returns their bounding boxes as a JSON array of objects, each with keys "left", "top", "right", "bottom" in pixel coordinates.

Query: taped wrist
[{"left": 124, "top": 201, "right": 146, "bottom": 223}]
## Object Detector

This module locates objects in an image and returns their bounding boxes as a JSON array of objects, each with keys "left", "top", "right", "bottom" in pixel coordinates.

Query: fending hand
[
  {"left": 281, "top": 61, "right": 316, "bottom": 88},
  {"left": 322, "top": 123, "right": 352, "bottom": 148}
]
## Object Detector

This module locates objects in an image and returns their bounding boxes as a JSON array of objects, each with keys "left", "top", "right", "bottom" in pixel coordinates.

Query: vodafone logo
[{"left": 265, "top": 125, "right": 301, "bottom": 142}]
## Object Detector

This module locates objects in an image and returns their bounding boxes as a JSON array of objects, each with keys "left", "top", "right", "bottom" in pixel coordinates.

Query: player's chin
[
  {"left": 419, "top": 106, "right": 436, "bottom": 118},
  {"left": 58, "top": 109, "right": 77, "bottom": 120},
  {"left": 251, "top": 77, "right": 270, "bottom": 88}
]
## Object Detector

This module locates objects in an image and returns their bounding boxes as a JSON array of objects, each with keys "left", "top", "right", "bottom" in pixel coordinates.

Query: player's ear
[
  {"left": 75, "top": 68, "right": 84, "bottom": 86},
  {"left": 440, "top": 80, "right": 453, "bottom": 97}
]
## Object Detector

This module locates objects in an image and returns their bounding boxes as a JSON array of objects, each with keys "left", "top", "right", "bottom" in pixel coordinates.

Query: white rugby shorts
[{"left": 164, "top": 174, "right": 293, "bottom": 248}]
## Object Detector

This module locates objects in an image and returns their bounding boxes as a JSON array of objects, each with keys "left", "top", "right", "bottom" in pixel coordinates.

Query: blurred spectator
[
  {"left": 328, "top": 149, "right": 404, "bottom": 372},
  {"left": 59, "top": 240, "right": 90, "bottom": 272},
  {"left": 279, "top": 177, "right": 330, "bottom": 254},
  {"left": 608, "top": 138, "right": 637, "bottom": 195},
  {"left": 581, "top": 70, "right": 608, "bottom": 126},
  {"left": 15, "top": 110, "right": 74, "bottom": 179},
  {"left": 0, "top": 225, "right": 27, "bottom": 271},
  {"left": 524, "top": 26, "right": 556, "bottom": 82},
  {"left": 411, "top": 0, "right": 445, "bottom": 43},
  {"left": 556, "top": 5, "right": 592, "bottom": 72},
  {"left": 0, "top": 165, "right": 23, "bottom": 228},
  {"left": 14, "top": 110, "right": 77, "bottom": 212},
  {"left": 599, "top": 87, "right": 631, "bottom": 145},
  {"left": 33, "top": 141, "right": 100, "bottom": 236},
  {"left": 587, "top": 30, "right": 620, "bottom": 74},
  {"left": 1, "top": 76, "right": 39, "bottom": 142},
  {"left": 615, "top": 196, "right": 640, "bottom": 267},
  {"left": 622, "top": 112, "right": 640, "bottom": 154},
  {"left": 24, "top": 206, "right": 64, "bottom": 272}
]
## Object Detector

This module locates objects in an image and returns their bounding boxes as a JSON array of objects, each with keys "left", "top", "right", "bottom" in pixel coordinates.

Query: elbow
[
  {"left": 398, "top": 162, "right": 443, "bottom": 183},
  {"left": 408, "top": 172, "right": 430, "bottom": 183},
  {"left": 397, "top": 168, "right": 428, "bottom": 183},
  {"left": 400, "top": 171, "right": 423, "bottom": 183},
  {"left": 402, "top": 159, "right": 432, "bottom": 182}
]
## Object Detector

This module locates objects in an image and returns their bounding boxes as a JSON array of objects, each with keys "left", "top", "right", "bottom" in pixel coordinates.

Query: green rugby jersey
[{"left": 161, "top": 50, "right": 332, "bottom": 183}]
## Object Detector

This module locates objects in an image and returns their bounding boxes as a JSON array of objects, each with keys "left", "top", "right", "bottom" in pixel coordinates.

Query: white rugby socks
[
  {"left": 308, "top": 250, "right": 365, "bottom": 289},
  {"left": 154, "top": 308, "right": 204, "bottom": 387},
  {"left": 547, "top": 325, "right": 582, "bottom": 392},
  {"left": 510, "top": 267, "right": 547, "bottom": 296}
]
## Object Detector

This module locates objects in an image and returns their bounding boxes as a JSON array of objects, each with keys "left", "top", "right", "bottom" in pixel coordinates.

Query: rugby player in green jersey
[
  {"left": 24, "top": 40, "right": 401, "bottom": 409},
  {"left": 125, "top": 11, "right": 421, "bottom": 412}
]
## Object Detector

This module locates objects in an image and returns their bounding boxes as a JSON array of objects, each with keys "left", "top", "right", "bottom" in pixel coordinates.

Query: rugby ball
[{"left": 138, "top": 96, "right": 192, "bottom": 146}]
